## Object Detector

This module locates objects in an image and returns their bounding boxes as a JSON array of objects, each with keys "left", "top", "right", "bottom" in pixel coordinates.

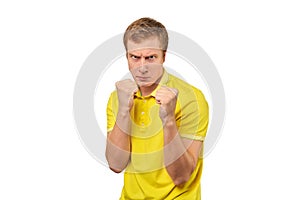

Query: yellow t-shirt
[{"left": 107, "top": 70, "right": 209, "bottom": 200}]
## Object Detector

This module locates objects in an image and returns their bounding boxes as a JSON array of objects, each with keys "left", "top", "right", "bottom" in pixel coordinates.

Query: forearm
[
  {"left": 163, "top": 118, "right": 196, "bottom": 186},
  {"left": 105, "top": 111, "right": 131, "bottom": 173}
]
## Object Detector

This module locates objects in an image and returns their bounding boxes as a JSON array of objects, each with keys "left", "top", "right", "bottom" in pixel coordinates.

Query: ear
[{"left": 163, "top": 51, "right": 166, "bottom": 62}]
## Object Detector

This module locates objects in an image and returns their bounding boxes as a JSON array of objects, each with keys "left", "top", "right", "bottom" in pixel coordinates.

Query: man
[{"left": 106, "top": 17, "right": 209, "bottom": 200}]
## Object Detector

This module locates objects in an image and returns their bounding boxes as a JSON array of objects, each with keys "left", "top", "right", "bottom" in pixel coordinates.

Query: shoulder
[
  {"left": 107, "top": 90, "right": 118, "bottom": 100},
  {"left": 107, "top": 90, "right": 118, "bottom": 107},
  {"left": 166, "top": 73, "right": 206, "bottom": 101}
]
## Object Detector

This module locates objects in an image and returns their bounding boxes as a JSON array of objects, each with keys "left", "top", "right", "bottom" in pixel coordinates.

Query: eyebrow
[
  {"left": 128, "top": 53, "right": 158, "bottom": 58},
  {"left": 129, "top": 53, "right": 141, "bottom": 58}
]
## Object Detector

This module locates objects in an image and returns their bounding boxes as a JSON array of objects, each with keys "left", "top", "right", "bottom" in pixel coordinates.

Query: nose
[
  {"left": 138, "top": 57, "right": 148, "bottom": 74},
  {"left": 138, "top": 64, "right": 148, "bottom": 74}
]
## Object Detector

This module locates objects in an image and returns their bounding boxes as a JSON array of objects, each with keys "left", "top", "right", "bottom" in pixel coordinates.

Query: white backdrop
[{"left": 1, "top": 0, "right": 299, "bottom": 199}]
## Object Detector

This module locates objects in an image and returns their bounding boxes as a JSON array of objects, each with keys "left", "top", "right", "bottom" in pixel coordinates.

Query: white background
[{"left": 1, "top": 0, "right": 299, "bottom": 199}]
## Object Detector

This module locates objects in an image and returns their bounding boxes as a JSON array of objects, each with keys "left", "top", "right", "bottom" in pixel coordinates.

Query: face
[{"left": 126, "top": 37, "right": 165, "bottom": 88}]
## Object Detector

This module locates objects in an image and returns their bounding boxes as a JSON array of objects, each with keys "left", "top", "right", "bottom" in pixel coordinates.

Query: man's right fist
[{"left": 115, "top": 79, "right": 138, "bottom": 112}]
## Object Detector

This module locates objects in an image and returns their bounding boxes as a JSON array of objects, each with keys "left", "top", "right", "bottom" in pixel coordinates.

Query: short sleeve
[
  {"left": 106, "top": 91, "right": 118, "bottom": 133},
  {"left": 177, "top": 88, "right": 209, "bottom": 141}
]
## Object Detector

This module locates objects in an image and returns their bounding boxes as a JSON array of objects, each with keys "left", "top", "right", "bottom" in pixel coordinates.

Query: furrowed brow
[{"left": 129, "top": 53, "right": 141, "bottom": 58}]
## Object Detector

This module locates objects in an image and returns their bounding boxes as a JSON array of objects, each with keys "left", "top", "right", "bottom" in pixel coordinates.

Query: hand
[
  {"left": 155, "top": 86, "right": 178, "bottom": 123},
  {"left": 115, "top": 79, "right": 138, "bottom": 113}
]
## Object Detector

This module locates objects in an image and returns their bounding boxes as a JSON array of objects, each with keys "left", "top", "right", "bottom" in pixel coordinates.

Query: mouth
[{"left": 136, "top": 76, "right": 150, "bottom": 81}]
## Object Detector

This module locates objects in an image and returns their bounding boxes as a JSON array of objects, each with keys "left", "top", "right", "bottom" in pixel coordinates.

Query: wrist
[
  {"left": 118, "top": 107, "right": 131, "bottom": 116},
  {"left": 116, "top": 109, "right": 132, "bottom": 134},
  {"left": 162, "top": 116, "right": 176, "bottom": 127}
]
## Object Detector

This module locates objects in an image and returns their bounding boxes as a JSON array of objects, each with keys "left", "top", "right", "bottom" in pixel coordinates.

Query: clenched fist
[
  {"left": 115, "top": 79, "right": 138, "bottom": 113},
  {"left": 155, "top": 86, "right": 178, "bottom": 123}
]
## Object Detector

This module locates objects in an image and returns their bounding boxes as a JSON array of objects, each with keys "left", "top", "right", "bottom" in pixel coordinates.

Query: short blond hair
[{"left": 123, "top": 17, "right": 168, "bottom": 51}]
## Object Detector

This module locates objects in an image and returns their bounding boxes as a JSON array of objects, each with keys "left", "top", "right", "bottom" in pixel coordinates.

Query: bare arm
[
  {"left": 163, "top": 118, "right": 202, "bottom": 186},
  {"left": 105, "top": 111, "right": 131, "bottom": 173},
  {"left": 156, "top": 86, "right": 203, "bottom": 186},
  {"left": 105, "top": 79, "right": 137, "bottom": 173}
]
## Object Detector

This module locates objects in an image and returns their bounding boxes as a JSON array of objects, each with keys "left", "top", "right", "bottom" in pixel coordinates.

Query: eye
[
  {"left": 131, "top": 55, "right": 138, "bottom": 59},
  {"left": 147, "top": 55, "right": 156, "bottom": 60}
]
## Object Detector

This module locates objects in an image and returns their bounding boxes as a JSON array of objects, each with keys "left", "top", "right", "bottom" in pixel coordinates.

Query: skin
[
  {"left": 126, "top": 37, "right": 165, "bottom": 96},
  {"left": 105, "top": 37, "right": 203, "bottom": 186}
]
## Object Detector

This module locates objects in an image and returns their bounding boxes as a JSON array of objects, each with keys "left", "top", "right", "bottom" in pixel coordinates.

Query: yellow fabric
[{"left": 106, "top": 69, "right": 209, "bottom": 200}]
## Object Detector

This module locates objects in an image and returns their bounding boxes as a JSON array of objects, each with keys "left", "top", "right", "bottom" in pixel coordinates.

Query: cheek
[
  {"left": 128, "top": 60, "right": 139, "bottom": 70},
  {"left": 128, "top": 64, "right": 138, "bottom": 75},
  {"left": 156, "top": 67, "right": 163, "bottom": 76},
  {"left": 150, "top": 65, "right": 163, "bottom": 77},
  {"left": 127, "top": 60, "right": 135, "bottom": 71}
]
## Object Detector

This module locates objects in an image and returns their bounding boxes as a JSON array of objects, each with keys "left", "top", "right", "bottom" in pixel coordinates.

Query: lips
[{"left": 136, "top": 76, "right": 150, "bottom": 81}]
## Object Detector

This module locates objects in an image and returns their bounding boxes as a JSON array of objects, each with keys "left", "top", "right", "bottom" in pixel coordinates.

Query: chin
[{"left": 137, "top": 81, "right": 155, "bottom": 87}]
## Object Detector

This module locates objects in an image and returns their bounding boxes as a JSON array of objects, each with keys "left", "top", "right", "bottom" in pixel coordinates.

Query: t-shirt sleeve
[
  {"left": 106, "top": 91, "right": 118, "bottom": 133},
  {"left": 177, "top": 88, "right": 209, "bottom": 141}
]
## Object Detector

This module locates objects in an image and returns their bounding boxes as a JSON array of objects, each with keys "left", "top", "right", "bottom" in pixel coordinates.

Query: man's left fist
[{"left": 155, "top": 86, "right": 178, "bottom": 123}]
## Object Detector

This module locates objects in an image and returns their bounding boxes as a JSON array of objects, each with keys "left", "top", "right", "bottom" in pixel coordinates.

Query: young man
[{"left": 105, "top": 17, "right": 209, "bottom": 200}]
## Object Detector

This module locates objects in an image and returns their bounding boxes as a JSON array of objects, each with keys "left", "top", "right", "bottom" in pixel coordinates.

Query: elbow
[
  {"left": 105, "top": 151, "right": 128, "bottom": 173},
  {"left": 107, "top": 159, "right": 127, "bottom": 173},
  {"left": 109, "top": 166, "right": 123, "bottom": 173},
  {"left": 106, "top": 155, "right": 128, "bottom": 173},
  {"left": 173, "top": 175, "right": 191, "bottom": 187},
  {"left": 106, "top": 161, "right": 127, "bottom": 173},
  {"left": 172, "top": 166, "right": 195, "bottom": 186}
]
